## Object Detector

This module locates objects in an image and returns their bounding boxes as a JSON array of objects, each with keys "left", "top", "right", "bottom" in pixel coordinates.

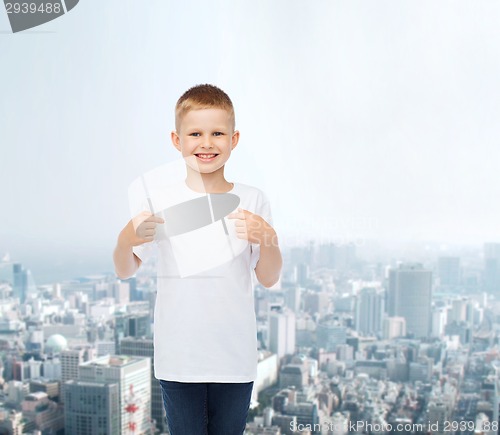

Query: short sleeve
[{"left": 250, "top": 191, "right": 273, "bottom": 270}]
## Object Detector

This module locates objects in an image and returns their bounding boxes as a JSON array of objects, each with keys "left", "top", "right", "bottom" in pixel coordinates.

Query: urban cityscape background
[
  {"left": 2, "top": 0, "right": 500, "bottom": 434},
  {"left": 1, "top": 239, "right": 500, "bottom": 434}
]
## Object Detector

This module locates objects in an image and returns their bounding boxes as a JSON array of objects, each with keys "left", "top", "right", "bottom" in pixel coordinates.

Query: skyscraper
[
  {"left": 110, "top": 281, "right": 130, "bottom": 304},
  {"left": 484, "top": 243, "right": 500, "bottom": 294},
  {"left": 387, "top": 263, "right": 432, "bottom": 338},
  {"left": 114, "top": 312, "right": 151, "bottom": 352},
  {"left": 316, "top": 319, "right": 347, "bottom": 352},
  {"left": 284, "top": 285, "right": 302, "bottom": 313},
  {"left": 269, "top": 308, "right": 296, "bottom": 359},
  {"left": 125, "top": 277, "right": 140, "bottom": 302},
  {"left": 437, "top": 256, "right": 461, "bottom": 289},
  {"left": 355, "top": 287, "right": 384, "bottom": 336},
  {"left": 64, "top": 381, "right": 120, "bottom": 435},
  {"left": 119, "top": 337, "right": 166, "bottom": 433},
  {"left": 60, "top": 347, "right": 96, "bottom": 403},
  {"left": 12, "top": 263, "right": 28, "bottom": 303},
  {"left": 296, "top": 263, "right": 310, "bottom": 287},
  {"left": 78, "top": 355, "right": 151, "bottom": 434},
  {"left": 61, "top": 349, "right": 85, "bottom": 386}
]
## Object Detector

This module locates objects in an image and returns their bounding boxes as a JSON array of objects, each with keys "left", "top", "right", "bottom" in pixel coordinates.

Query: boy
[{"left": 113, "top": 84, "right": 282, "bottom": 435}]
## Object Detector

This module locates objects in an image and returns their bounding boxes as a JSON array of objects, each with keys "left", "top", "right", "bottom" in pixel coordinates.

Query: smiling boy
[{"left": 113, "top": 84, "right": 282, "bottom": 435}]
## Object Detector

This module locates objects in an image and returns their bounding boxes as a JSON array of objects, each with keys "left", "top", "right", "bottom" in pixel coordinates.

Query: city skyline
[
  {"left": 3, "top": 1, "right": 500, "bottom": 433},
  {"left": 0, "top": 235, "right": 492, "bottom": 286},
  {"left": 2, "top": 239, "right": 500, "bottom": 433}
]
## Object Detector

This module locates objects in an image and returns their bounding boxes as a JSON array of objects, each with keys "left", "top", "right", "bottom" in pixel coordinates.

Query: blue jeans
[{"left": 159, "top": 379, "right": 254, "bottom": 435}]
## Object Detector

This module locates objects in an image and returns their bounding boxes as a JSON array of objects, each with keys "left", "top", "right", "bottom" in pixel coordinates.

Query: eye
[
  {"left": 190, "top": 132, "right": 200, "bottom": 137},
  {"left": 213, "top": 132, "right": 224, "bottom": 136}
]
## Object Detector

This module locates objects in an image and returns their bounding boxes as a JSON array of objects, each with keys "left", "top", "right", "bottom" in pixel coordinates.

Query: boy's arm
[
  {"left": 113, "top": 233, "right": 142, "bottom": 279},
  {"left": 227, "top": 208, "right": 282, "bottom": 288},
  {"left": 254, "top": 227, "right": 282, "bottom": 288},
  {"left": 113, "top": 213, "right": 163, "bottom": 280}
]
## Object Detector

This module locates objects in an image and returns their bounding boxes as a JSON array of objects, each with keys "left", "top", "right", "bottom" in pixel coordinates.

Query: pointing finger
[
  {"left": 227, "top": 209, "right": 245, "bottom": 219},
  {"left": 145, "top": 216, "right": 165, "bottom": 224}
]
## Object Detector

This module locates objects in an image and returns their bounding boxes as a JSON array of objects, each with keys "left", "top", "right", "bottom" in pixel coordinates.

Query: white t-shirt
[{"left": 131, "top": 181, "right": 272, "bottom": 383}]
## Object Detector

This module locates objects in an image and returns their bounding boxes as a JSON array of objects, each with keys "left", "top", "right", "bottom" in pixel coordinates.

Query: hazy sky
[{"left": 1, "top": 0, "right": 500, "bottom": 276}]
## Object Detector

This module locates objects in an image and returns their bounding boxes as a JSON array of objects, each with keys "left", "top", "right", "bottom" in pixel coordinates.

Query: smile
[{"left": 195, "top": 154, "right": 218, "bottom": 161}]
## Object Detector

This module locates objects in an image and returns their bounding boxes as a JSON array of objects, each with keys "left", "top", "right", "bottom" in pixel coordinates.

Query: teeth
[{"left": 197, "top": 154, "right": 216, "bottom": 158}]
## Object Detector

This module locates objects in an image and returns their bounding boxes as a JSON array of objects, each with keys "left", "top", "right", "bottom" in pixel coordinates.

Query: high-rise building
[
  {"left": 316, "top": 319, "right": 347, "bottom": 352},
  {"left": 78, "top": 355, "right": 151, "bottom": 434},
  {"left": 484, "top": 243, "right": 500, "bottom": 294},
  {"left": 355, "top": 287, "right": 384, "bottom": 336},
  {"left": 109, "top": 281, "right": 130, "bottom": 304},
  {"left": 438, "top": 256, "right": 461, "bottom": 289},
  {"left": 27, "top": 358, "right": 42, "bottom": 379},
  {"left": 296, "top": 263, "right": 310, "bottom": 287},
  {"left": 114, "top": 312, "right": 151, "bottom": 352},
  {"left": 96, "top": 341, "right": 116, "bottom": 357},
  {"left": 64, "top": 381, "right": 120, "bottom": 435},
  {"left": 427, "top": 401, "right": 449, "bottom": 435},
  {"left": 431, "top": 307, "right": 447, "bottom": 338},
  {"left": 125, "top": 277, "right": 141, "bottom": 302},
  {"left": 303, "top": 291, "right": 330, "bottom": 317},
  {"left": 449, "top": 298, "right": 469, "bottom": 324},
  {"left": 284, "top": 286, "right": 302, "bottom": 313},
  {"left": 60, "top": 347, "right": 96, "bottom": 402},
  {"left": 12, "top": 263, "right": 28, "bottom": 303},
  {"left": 119, "top": 337, "right": 166, "bottom": 434},
  {"left": 26, "top": 327, "right": 44, "bottom": 353},
  {"left": 269, "top": 309, "right": 296, "bottom": 359},
  {"left": 61, "top": 349, "right": 85, "bottom": 386},
  {"left": 387, "top": 263, "right": 432, "bottom": 338}
]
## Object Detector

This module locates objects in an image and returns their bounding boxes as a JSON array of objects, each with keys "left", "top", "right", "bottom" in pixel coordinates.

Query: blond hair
[{"left": 175, "top": 84, "right": 235, "bottom": 133}]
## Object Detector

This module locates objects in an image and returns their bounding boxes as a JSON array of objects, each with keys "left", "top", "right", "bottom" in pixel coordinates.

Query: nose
[{"left": 201, "top": 136, "right": 213, "bottom": 149}]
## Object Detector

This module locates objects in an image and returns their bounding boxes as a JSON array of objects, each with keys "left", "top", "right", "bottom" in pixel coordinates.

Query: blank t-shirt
[{"left": 132, "top": 181, "right": 272, "bottom": 383}]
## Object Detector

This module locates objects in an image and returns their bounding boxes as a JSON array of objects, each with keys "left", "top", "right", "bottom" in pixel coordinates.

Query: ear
[
  {"left": 171, "top": 130, "right": 181, "bottom": 152},
  {"left": 231, "top": 130, "right": 240, "bottom": 151}
]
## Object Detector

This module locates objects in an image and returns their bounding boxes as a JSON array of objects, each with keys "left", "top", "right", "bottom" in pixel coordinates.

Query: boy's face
[{"left": 171, "top": 108, "right": 239, "bottom": 175}]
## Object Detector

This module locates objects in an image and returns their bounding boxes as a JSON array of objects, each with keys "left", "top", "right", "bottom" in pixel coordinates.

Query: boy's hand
[
  {"left": 118, "top": 211, "right": 165, "bottom": 248},
  {"left": 227, "top": 208, "right": 277, "bottom": 247}
]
